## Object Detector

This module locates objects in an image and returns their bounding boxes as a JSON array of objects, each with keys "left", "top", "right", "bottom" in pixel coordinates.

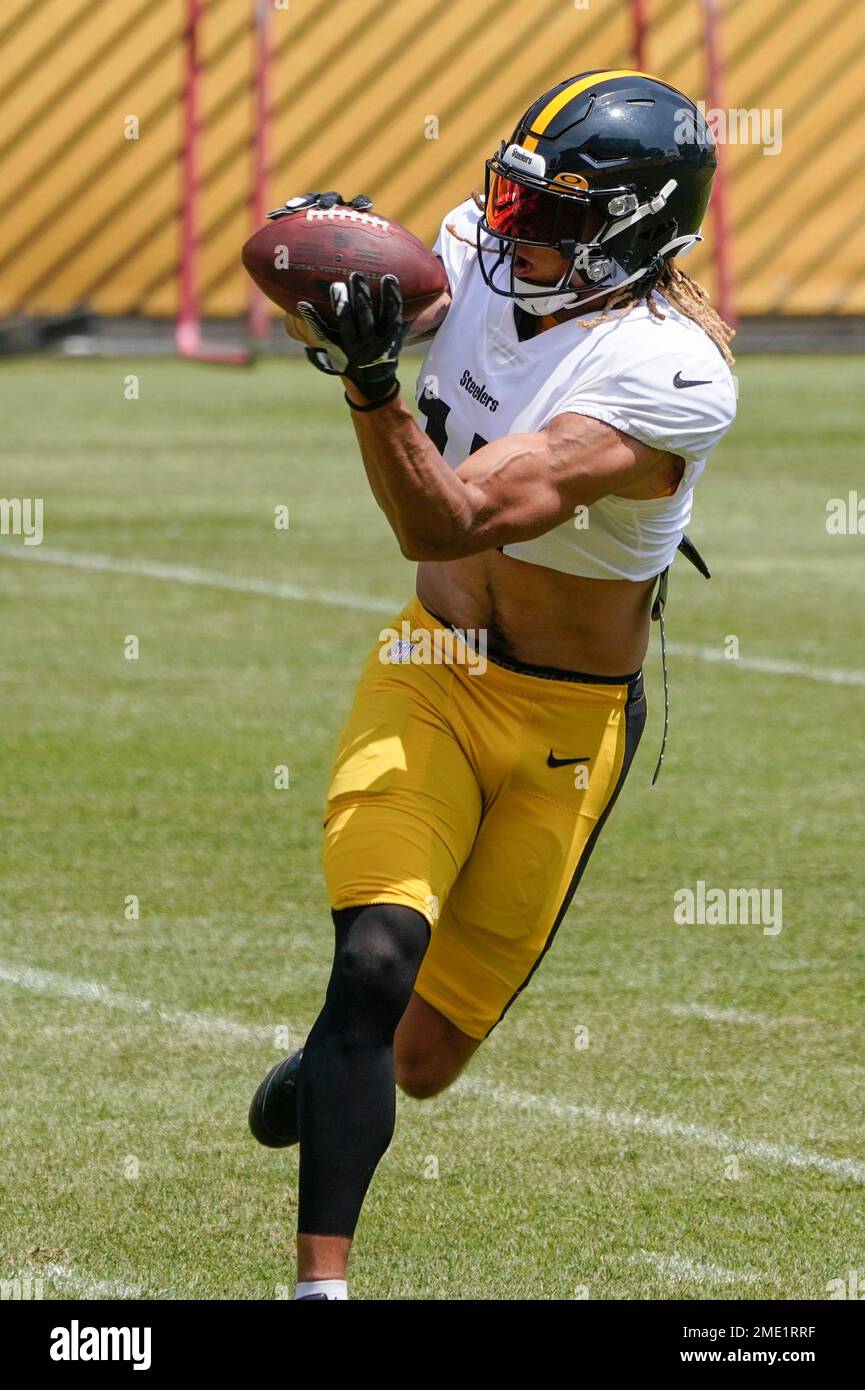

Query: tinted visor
[{"left": 485, "top": 168, "right": 597, "bottom": 246}]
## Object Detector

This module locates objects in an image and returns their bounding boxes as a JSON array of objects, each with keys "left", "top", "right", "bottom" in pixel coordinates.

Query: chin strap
[
  {"left": 565, "top": 232, "right": 703, "bottom": 313},
  {"left": 508, "top": 230, "right": 703, "bottom": 317},
  {"left": 650, "top": 534, "right": 712, "bottom": 786}
]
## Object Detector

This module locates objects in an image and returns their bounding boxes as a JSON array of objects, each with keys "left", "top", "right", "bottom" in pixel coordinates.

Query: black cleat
[{"left": 248, "top": 1047, "right": 303, "bottom": 1147}]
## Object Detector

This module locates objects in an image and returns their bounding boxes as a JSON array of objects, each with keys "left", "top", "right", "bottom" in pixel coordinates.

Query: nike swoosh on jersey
[
  {"left": 673, "top": 371, "right": 713, "bottom": 389},
  {"left": 547, "top": 752, "right": 591, "bottom": 768}
]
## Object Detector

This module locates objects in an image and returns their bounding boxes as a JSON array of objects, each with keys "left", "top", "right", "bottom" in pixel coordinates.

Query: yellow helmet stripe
[{"left": 522, "top": 69, "right": 656, "bottom": 153}]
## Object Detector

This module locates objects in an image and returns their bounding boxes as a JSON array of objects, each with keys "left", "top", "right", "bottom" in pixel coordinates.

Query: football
[{"left": 241, "top": 203, "right": 448, "bottom": 323}]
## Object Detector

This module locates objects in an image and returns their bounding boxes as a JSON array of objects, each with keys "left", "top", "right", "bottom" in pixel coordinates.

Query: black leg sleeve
[{"left": 296, "top": 903, "right": 429, "bottom": 1238}]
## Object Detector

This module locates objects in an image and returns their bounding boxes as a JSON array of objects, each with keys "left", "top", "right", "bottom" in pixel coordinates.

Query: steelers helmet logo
[{"left": 551, "top": 172, "right": 589, "bottom": 192}]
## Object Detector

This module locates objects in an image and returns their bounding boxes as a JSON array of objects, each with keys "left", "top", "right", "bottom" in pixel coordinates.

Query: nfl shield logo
[{"left": 386, "top": 639, "right": 415, "bottom": 663}]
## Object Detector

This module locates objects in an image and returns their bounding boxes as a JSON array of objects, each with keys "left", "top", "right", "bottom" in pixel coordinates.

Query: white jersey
[{"left": 417, "top": 199, "right": 737, "bottom": 582}]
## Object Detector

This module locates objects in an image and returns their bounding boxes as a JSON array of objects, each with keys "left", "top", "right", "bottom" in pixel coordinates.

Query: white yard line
[
  {"left": 453, "top": 1076, "right": 865, "bottom": 1184},
  {"left": 629, "top": 1251, "right": 764, "bottom": 1287},
  {"left": 667, "top": 640, "right": 865, "bottom": 687},
  {"left": 0, "top": 960, "right": 277, "bottom": 1044},
  {"left": 12, "top": 1262, "right": 178, "bottom": 1301},
  {"left": 22, "top": 1261, "right": 156, "bottom": 1301},
  {"left": 3, "top": 958, "right": 863, "bottom": 1184},
  {"left": 662, "top": 1001, "right": 814, "bottom": 1027},
  {"left": 0, "top": 545, "right": 395, "bottom": 614},
  {"left": 3, "top": 544, "right": 864, "bottom": 686}
]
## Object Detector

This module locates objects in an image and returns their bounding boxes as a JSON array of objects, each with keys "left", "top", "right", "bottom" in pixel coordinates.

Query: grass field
[{"left": 1, "top": 354, "right": 863, "bottom": 1301}]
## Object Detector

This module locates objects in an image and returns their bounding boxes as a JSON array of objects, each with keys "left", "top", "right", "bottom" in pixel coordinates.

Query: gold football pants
[{"left": 323, "top": 596, "right": 646, "bottom": 1039}]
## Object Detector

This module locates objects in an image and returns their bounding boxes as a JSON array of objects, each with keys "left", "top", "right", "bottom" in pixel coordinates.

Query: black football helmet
[{"left": 478, "top": 69, "right": 717, "bottom": 315}]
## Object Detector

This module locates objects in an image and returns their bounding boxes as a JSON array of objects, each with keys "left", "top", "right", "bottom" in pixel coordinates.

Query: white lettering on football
[{"left": 306, "top": 207, "right": 390, "bottom": 232}]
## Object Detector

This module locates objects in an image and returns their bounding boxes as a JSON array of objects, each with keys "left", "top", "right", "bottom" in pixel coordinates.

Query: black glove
[
  {"left": 297, "top": 272, "right": 404, "bottom": 403},
  {"left": 267, "top": 191, "right": 373, "bottom": 220}
]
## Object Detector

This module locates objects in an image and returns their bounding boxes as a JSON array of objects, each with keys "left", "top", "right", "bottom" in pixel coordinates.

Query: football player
[{"left": 249, "top": 70, "right": 737, "bottom": 1300}]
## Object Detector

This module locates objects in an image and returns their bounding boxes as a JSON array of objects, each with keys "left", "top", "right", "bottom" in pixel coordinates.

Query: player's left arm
[{"left": 348, "top": 396, "right": 676, "bottom": 560}]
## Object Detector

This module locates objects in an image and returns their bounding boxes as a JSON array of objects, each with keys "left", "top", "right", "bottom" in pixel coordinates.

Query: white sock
[{"left": 295, "top": 1279, "right": 348, "bottom": 1301}]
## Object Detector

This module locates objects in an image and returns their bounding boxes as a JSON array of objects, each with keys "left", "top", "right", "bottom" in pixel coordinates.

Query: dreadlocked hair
[
  {"left": 459, "top": 194, "right": 735, "bottom": 364},
  {"left": 576, "top": 258, "right": 736, "bottom": 364}
]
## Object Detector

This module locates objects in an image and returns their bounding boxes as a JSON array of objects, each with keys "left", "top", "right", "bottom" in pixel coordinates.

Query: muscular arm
[{"left": 345, "top": 384, "right": 680, "bottom": 561}]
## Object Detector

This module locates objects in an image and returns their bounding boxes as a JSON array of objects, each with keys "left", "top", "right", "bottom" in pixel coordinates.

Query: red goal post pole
[
  {"left": 248, "top": 0, "right": 274, "bottom": 344},
  {"left": 630, "top": 0, "right": 649, "bottom": 70},
  {"left": 176, "top": 0, "right": 252, "bottom": 363},
  {"left": 700, "top": 0, "right": 737, "bottom": 327},
  {"left": 176, "top": 0, "right": 204, "bottom": 357}
]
